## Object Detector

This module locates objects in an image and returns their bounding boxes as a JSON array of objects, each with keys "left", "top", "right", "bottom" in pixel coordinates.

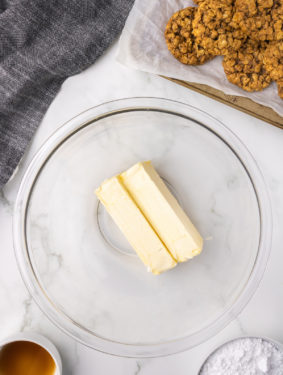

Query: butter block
[
  {"left": 95, "top": 176, "right": 177, "bottom": 274},
  {"left": 120, "top": 161, "right": 203, "bottom": 262}
]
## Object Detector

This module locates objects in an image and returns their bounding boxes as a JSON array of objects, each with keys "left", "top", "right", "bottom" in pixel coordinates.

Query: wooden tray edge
[{"left": 162, "top": 76, "right": 283, "bottom": 129}]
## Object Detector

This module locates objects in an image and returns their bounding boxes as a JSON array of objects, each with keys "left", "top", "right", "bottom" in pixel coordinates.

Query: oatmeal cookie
[
  {"left": 277, "top": 79, "right": 283, "bottom": 98},
  {"left": 271, "top": 1, "right": 283, "bottom": 41},
  {"left": 233, "top": 0, "right": 273, "bottom": 15},
  {"left": 223, "top": 39, "right": 272, "bottom": 91},
  {"left": 165, "top": 7, "right": 214, "bottom": 65},
  {"left": 231, "top": 0, "right": 283, "bottom": 41},
  {"left": 263, "top": 41, "right": 283, "bottom": 80},
  {"left": 192, "top": 0, "right": 246, "bottom": 55}
]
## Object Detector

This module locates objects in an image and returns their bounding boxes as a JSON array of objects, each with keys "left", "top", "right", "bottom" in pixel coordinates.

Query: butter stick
[
  {"left": 95, "top": 176, "right": 177, "bottom": 274},
  {"left": 120, "top": 161, "right": 203, "bottom": 262}
]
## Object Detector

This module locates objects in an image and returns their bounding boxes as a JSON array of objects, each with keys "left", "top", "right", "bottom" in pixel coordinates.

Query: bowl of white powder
[{"left": 199, "top": 337, "right": 283, "bottom": 375}]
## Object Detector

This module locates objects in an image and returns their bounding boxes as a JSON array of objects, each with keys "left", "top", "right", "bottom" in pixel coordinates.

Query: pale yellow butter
[
  {"left": 95, "top": 176, "right": 176, "bottom": 274},
  {"left": 120, "top": 161, "right": 203, "bottom": 262}
]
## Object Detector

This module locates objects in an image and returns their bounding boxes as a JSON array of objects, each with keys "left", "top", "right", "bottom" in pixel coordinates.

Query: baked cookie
[
  {"left": 165, "top": 7, "right": 214, "bottom": 65},
  {"left": 271, "top": 1, "right": 283, "bottom": 41},
  {"left": 223, "top": 39, "right": 272, "bottom": 91},
  {"left": 277, "top": 80, "right": 283, "bottom": 98},
  {"left": 231, "top": 0, "right": 283, "bottom": 41},
  {"left": 192, "top": 0, "right": 246, "bottom": 55},
  {"left": 232, "top": 0, "right": 273, "bottom": 16},
  {"left": 192, "top": 0, "right": 205, "bottom": 4},
  {"left": 263, "top": 41, "right": 283, "bottom": 80}
]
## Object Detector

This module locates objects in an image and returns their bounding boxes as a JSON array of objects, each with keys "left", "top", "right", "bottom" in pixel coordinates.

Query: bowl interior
[{"left": 24, "top": 107, "right": 260, "bottom": 347}]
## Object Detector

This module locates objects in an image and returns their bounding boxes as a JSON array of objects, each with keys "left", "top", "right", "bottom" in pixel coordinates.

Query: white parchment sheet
[{"left": 117, "top": 0, "right": 283, "bottom": 116}]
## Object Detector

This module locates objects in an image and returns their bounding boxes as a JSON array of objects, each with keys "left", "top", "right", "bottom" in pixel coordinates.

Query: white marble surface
[{"left": 1, "top": 41, "right": 283, "bottom": 374}]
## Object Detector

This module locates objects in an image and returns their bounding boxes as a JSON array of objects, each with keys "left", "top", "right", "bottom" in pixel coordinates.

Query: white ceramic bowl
[
  {"left": 198, "top": 336, "right": 283, "bottom": 374},
  {"left": 0, "top": 332, "right": 62, "bottom": 374}
]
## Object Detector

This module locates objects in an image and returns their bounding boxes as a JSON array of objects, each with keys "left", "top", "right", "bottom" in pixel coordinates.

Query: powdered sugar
[{"left": 200, "top": 338, "right": 283, "bottom": 375}]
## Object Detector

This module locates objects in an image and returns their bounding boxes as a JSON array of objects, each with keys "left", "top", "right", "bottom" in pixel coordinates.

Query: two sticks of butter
[{"left": 95, "top": 161, "right": 203, "bottom": 275}]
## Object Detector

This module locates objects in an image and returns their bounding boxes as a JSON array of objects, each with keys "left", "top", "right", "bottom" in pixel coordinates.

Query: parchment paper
[{"left": 117, "top": 0, "right": 283, "bottom": 116}]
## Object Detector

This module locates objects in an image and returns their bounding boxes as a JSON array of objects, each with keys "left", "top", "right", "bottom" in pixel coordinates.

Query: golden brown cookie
[
  {"left": 263, "top": 41, "right": 283, "bottom": 80},
  {"left": 192, "top": 0, "right": 205, "bottom": 4},
  {"left": 277, "top": 79, "right": 283, "bottom": 98},
  {"left": 192, "top": 0, "right": 246, "bottom": 55},
  {"left": 231, "top": 0, "right": 283, "bottom": 41},
  {"left": 165, "top": 7, "right": 214, "bottom": 65},
  {"left": 271, "top": 1, "right": 283, "bottom": 41},
  {"left": 223, "top": 39, "right": 272, "bottom": 91},
  {"left": 233, "top": 0, "right": 273, "bottom": 15}
]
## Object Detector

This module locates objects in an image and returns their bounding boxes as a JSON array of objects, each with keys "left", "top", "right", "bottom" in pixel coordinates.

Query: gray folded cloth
[{"left": 0, "top": 0, "right": 134, "bottom": 187}]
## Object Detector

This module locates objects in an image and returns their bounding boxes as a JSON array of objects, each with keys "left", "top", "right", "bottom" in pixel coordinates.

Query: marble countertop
[{"left": 1, "top": 41, "right": 283, "bottom": 375}]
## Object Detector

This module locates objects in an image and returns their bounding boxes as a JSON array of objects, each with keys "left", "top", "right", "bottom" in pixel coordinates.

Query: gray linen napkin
[{"left": 0, "top": 0, "right": 134, "bottom": 187}]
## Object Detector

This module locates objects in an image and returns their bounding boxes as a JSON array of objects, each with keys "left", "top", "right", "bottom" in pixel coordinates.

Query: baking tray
[{"left": 163, "top": 77, "right": 283, "bottom": 129}]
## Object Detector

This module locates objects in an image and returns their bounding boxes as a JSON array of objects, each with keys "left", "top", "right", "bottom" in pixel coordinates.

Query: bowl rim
[{"left": 13, "top": 97, "right": 272, "bottom": 357}]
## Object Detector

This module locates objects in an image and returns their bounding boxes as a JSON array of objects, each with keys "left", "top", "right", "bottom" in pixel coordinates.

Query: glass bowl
[{"left": 13, "top": 98, "right": 272, "bottom": 357}]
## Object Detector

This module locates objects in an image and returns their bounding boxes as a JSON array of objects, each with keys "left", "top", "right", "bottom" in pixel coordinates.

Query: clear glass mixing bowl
[{"left": 13, "top": 98, "right": 272, "bottom": 357}]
